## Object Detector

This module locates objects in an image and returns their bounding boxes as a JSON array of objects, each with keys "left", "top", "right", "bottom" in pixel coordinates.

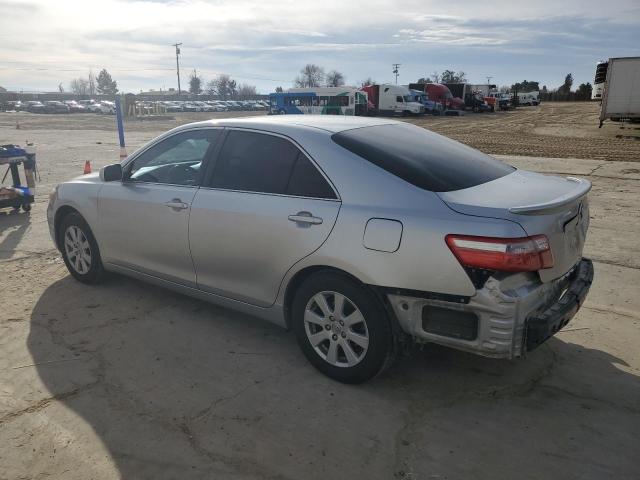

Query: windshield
[{"left": 331, "top": 123, "right": 515, "bottom": 192}]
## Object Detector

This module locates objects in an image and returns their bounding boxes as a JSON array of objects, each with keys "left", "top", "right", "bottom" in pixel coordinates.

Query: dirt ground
[{"left": 1, "top": 103, "right": 639, "bottom": 479}]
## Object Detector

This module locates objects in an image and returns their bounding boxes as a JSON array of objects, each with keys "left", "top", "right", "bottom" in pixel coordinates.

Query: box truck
[
  {"left": 361, "top": 84, "right": 424, "bottom": 116},
  {"left": 598, "top": 57, "right": 640, "bottom": 127}
]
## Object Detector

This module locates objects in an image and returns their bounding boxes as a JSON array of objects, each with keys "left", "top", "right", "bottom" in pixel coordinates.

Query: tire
[
  {"left": 59, "top": 212, "right": 104, "bottom": 284},
  {"left": 292, "top": 272, "right": 395, "bottom": 383},
  {"left": 22, "top": 203, "right": 31, "bottom": 212}
]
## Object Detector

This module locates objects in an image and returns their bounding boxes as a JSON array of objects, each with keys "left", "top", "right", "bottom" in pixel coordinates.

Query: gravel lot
[{"left": 1, "top": 103, "right": 639, "bottom": 479}]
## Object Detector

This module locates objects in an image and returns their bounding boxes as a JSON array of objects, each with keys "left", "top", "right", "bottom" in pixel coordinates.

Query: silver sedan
[{"left": 47, "top": 116, "right": 593, "bottom": 383}]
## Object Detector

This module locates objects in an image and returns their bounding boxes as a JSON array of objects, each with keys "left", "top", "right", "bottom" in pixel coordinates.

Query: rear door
[{"left": 189, "top": 129, "right": 341, "bottom": 307}]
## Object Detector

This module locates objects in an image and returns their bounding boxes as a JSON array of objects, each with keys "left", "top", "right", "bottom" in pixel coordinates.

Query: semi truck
[
  {"left": 467, "top": 84, "right": 499, "bottom": 111},
  {"left": 408, "top": 83, "right": 455, "bottom": 110},
  {"left": 444, "top": 83, "right": 490, "bottom": 111},
  {"left": 361, "top": 84, "right": 424, "bottom": 116},
  {"left": 406, "top": 89, "right": 443, "bottom": 114},
  {"left": 597, "top": 57, "right": 640, "bottom": 126}
]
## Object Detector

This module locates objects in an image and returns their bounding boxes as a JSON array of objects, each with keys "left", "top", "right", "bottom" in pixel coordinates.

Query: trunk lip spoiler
[{"left": 509, "top": 177, "right": 592, "bottom": 215}]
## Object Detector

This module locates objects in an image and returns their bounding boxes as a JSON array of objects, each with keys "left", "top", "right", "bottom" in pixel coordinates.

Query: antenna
[{"left": 392, "top": 64, "right": 401, "bottom": 84}]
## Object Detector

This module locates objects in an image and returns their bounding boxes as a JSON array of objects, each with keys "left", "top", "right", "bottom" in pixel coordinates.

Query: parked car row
[
  {"left": 1, "top": 98, "right": 269, "bottom": 114},
  {"left": 135, "top": 99, "right": 269, "bottom": 113},
  {"left": 1, "top": 99, "right": 116, "bottom": 114}
]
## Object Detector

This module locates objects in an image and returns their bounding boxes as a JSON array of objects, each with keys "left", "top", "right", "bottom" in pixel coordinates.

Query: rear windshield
[{"left": 331, "top": 123, "right": 514, "bottom": 192}]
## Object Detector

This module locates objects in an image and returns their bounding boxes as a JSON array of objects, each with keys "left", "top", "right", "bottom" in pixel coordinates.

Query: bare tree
[
  {"left": 58, "top": 83, "right": 65, "bottom": 93},
  {"left": 325, "top": 70, "right": 345, "bottom": 87},
  {"left": 237, "top": 83, "right": 257, "bottom": 97},
  {"left": 360, "top": 77, "right": 375, "bottom": 87},
  {"left": 207, "top": 74, "right": 237, "bottom": 98},
  {"left": 275, "top": 86, "right": 284, "bottom": 93},
  {"left": 294, "top": 64, "right": 324, "bottom": 88},
  {"left": 440, "top": 70, "right": 466, "bottom": 83},
  {"left": 69, "top": 78, "right": 89, "bottom": 95},
  {"left": 430, "top": 71, "right": 441, "bottom": 83},
  {"left": 205, "top": 79, "right": 218, "bottom": 95}
]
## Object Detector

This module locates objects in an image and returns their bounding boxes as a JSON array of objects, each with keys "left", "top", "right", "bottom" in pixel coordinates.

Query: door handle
[
  {"left": 288, "top": 211, "right": 323, "bottom": 225},
  {"left": 164, "top": 198, "right": 189, "bottom": 210}
]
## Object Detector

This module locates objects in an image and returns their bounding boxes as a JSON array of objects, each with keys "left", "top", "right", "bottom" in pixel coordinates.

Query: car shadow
[
  {"left": 26, "top": 273, "right": 640, "bottom": 479},
  {"left": 0, "top": 208, "right": 30, "bottom": 260}
]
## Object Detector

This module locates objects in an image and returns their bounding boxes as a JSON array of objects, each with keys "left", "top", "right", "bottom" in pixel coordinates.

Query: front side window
[
  {"left": 127, "top": 129, "right": 220, "bottom": 186},
  {"left": 207, "top": 131, "right": 336, "bottom": 199}
]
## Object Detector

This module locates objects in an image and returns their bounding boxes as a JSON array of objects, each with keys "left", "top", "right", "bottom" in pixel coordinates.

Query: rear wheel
[
  {"left": 59, "top": 212, "right": 104, "bottom": 284},
  {"left": 292, "top": 272, "right": 395, "bottom": 383}
]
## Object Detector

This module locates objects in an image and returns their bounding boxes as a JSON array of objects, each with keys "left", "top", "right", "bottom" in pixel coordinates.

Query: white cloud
[{"left": 0, "top": 0, "right": 638, "bottom": 92}]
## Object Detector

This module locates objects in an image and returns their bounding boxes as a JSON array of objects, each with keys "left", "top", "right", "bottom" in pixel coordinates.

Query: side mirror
[{"left": 100, "top": 163, "right": 123, "bottom": 182}]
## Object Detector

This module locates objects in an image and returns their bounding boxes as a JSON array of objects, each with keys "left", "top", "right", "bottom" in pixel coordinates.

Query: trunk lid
[{"left": 438, "top": 170, "right": 591, "bottom": 282}]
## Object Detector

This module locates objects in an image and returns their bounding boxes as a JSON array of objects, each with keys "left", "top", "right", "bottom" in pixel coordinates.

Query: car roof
[{"left": 181, "top": 115, "right": 399, "bottom": 134}]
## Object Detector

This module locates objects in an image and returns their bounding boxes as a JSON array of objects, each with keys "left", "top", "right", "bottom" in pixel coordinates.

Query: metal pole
[
  {"left": 392, "top": 64, "right": 400, "bottom": 84},
  {"left": 173, "top": 43, "right": 182, "bottom": 95},
  {"left": 115, "top": 96, "right": 127, "bottom": 159}
]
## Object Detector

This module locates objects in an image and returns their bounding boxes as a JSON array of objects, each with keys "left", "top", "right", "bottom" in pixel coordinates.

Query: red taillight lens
[{"left": 445, "top": 234, "right": 553, "bottom": 272}]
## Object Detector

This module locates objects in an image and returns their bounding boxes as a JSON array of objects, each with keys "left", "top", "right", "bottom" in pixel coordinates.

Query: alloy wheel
[
  {"left": 304, "top": 291, "right": 369, "bottom": 368},
  {"left": 64, "top": 225, "right": 92, "bottom": 275}
]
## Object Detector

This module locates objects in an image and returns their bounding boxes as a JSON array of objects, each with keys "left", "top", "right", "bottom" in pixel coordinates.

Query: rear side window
[
  {"left": 331, "top": 123, "right": 514, "bottom": 192},
  {"left": 208, "top": 130, "right": 336, "bottom": 198},
  {"left": 287, "top": 154, "right": 336, "bottom": 199}
]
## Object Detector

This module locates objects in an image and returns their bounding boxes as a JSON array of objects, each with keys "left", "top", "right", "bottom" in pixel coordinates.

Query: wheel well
[
  {"left": 283, "top": 266, "right": 364, "bottom": 330},
  {"left": 53, "top": 205, "right": 80, "bottom": 250}
]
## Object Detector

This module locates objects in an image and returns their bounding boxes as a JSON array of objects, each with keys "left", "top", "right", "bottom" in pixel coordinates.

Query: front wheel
[
  {"left": 292, "top": 272, "right": 395, "bottom": 383},
  {"left": 59, "top": 212, "right": 104, "bottom": 284}
]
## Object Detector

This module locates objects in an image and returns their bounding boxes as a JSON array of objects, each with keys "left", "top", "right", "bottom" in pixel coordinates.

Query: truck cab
[{"left": 364, "top": 84, "right": 424, "bottom": 116}]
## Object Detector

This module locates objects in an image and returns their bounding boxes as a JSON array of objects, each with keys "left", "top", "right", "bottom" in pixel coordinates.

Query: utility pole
[
  {"left": 392, "top": 64, "right": 401, "bottom": 84},
  {"left": 173, "top": 42, "right": 182, "bottom": 95},
  {"left": 486, "top": 76, "right": 493, "bottom": 85}
]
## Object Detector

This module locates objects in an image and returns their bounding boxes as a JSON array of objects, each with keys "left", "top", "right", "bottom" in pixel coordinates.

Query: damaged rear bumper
[{"left": 385, "top": 258, "right": 594, "bottom": 359}]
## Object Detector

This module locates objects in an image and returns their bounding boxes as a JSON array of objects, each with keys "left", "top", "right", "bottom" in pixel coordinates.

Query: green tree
[
  {"left": 558, "top": 74, "right": 573, "bottom": 95},
  {"left": 576, "top": 82, "right": 592, "bottom": 100},
  {"left": 189, "top": 70, "right": 202, "bottom": 95},
  {"left": 511, "top": 80, "right": 540, "bottom": 92},
  {"left": 96, "top": 69, "right": 118, "bottom": 95}
]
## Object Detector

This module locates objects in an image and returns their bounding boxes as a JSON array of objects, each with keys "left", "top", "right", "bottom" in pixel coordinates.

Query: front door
[
  {"left": 98, "top": 128, "right": 222, "bottom": 287},
  {"left": 189, "top": 129, "right": 341, "bottom": 307}
]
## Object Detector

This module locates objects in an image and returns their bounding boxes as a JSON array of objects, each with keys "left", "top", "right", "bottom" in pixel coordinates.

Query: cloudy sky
[{"left": 1, "top": 0, "right": 638, "bottom": 93}]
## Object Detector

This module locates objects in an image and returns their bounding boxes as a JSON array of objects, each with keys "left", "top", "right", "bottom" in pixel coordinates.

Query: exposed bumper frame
[{"left": 385, "top": 258, "right": 594, "bottom": 359}]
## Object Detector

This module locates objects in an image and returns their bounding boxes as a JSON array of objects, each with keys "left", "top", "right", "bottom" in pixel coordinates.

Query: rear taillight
[{"left": 445, "top": 234, "right": 553, "bottom": 272}]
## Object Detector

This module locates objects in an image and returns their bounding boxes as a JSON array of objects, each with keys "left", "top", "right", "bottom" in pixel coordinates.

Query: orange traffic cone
[{"left": 83, "top": 160, "right": 92, "bottom": 174}]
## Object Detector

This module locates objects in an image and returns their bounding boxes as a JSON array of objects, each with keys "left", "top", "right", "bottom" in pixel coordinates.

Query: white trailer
[{"left": 599, "top": 57, "right": 640, "bottom": 127}]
